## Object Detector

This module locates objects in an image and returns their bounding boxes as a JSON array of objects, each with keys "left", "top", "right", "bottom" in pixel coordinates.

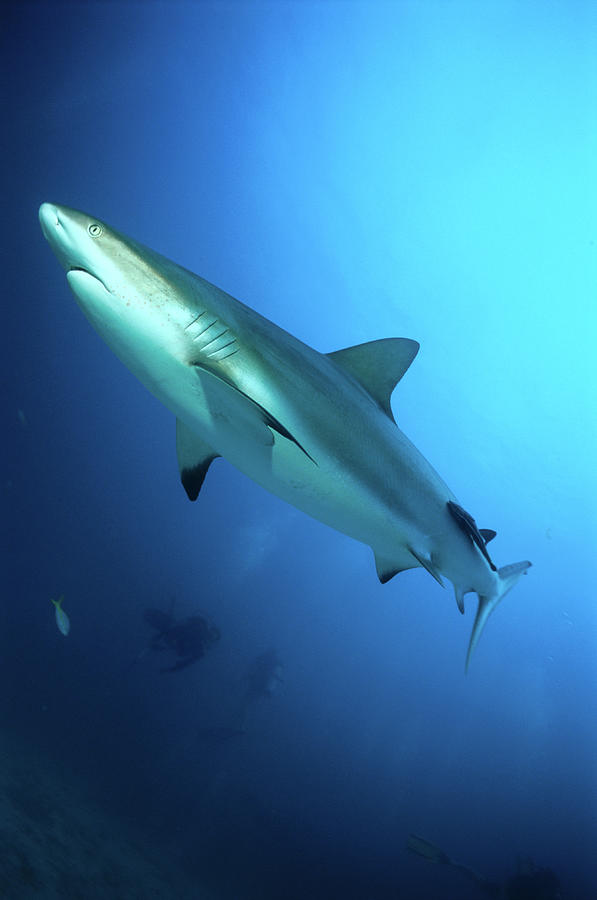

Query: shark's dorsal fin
[
  {"left": 326, "top": 338, "right": 419, "bottom": 422},
  {"left": 480, "top": 528, "right": 497, "bottom": 544},
  {"left": 176, "top": 419, "right": 220, "bottom": 501}
]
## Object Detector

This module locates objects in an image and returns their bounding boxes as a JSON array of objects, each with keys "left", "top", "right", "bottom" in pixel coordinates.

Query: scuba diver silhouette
[
  {"left": 137, "top": 603, "right": 220, "bottom": 673},
  {"left": 407, "top": 833, "right": 562, "bottom": 899}
]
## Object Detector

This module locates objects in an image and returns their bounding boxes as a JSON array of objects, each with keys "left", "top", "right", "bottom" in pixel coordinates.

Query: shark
[{"left": 39, "top": 202, "right": 531, "bottom": 670}]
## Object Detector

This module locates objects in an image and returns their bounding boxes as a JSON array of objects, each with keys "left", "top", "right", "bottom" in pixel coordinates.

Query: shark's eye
[{"left": 88, "top": 223, "right": 102, "bottom": 237}]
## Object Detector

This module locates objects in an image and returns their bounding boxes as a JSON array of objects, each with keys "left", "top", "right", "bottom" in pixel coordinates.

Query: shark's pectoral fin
[
  {"left": 373, "top": 550, "right": 416, "bottom": 584},
  {"left": 260, "top": 410, "right": 316, "bottom": 464},
  {"left": 327, "top": 338, "right": 419, "bottom": 422},
  {"left": 193, "top": 364, "right": 316, "bottom": 464},
  {"left": 176, "top": 419, "right": 220, "bottom": 501}
]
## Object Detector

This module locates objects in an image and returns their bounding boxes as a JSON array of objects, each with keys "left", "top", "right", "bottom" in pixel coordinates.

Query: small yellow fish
[{"left": 51, "top": 595, "right": 70, "bottom": 636}]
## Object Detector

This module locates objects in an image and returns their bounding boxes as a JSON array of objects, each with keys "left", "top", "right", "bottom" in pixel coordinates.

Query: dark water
[{"left": 4, "top": 3, "right": 596, "bottom": 898}]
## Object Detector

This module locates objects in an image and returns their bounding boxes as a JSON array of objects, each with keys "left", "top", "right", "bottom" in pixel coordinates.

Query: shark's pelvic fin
[
  {"left": 447, "top": 500, "right": 497, "bottom": 571},
  {"left": 193, "top": 364, "right": 316, "bottom": 463},
  {"left": 454, "top": 585, "right": 466, "bottom": 614},
  {"left": 176, "top": 419, "right": 220, "bottom": 501},
  {"left": 326, "top": 338, "right": 419, "bottom": 422},
  {"left": 373, "top": 550, "right": 416, "bottom": 584},
  {"left": 465, "top": 560, "right": 532, "bottom": 672}
]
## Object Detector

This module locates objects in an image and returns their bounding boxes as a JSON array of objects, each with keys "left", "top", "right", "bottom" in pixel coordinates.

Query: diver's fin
[
  {"left": 176, "top": 419, "right": 220, "bottom": 501},
  {"left": 447, "top": 500, "right": 497, "bottom": 571},
  {"left": 193, "top": 364, "right": 316, "bottom": 463},
  {"left": 407, "top": 833, "right": 451, "bottom": 865},
  {"left": 327, "top": 338, "right": 419, "bottom": 422},
  {"left": 373, "top": 550, "right": 416, "bottom": 584},
  {"left": 407, "top": 834, "right": 494, "bottom": 891},
  {"left": 408, "top": 546, "right": 445, "bottom": 587},
  {"left": 465, "top": 560, "right": 532, "bottom": 672},
  {"left": 480, "top": 528, "right": 497, "bottom": 544}
]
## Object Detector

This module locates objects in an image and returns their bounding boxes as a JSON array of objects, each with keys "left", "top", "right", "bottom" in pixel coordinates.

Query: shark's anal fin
[
  {"left": 326, "top": 338, "right": 419, "bottom": 422},
  {"left": 447, "top": 501, "right": 497, "bottom": 571},
  {"left": 176, "top": 419, "right": 220, "bottom": 501},
  {"left": 193, "top": 364, "right": 316, "bottom": 464}
]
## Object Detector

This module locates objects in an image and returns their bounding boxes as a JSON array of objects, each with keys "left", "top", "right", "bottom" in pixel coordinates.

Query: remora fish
[{"left": 39, "top": 203, "right": 531, "bottom": 669}]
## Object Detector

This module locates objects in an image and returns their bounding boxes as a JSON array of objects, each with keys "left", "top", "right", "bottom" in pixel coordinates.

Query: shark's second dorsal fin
[
  {"left": 176, "top": 419, "right": 220, "bottom": 501},
  {"left": 327, "top": 338, "right": 419, "bottom": 422}
]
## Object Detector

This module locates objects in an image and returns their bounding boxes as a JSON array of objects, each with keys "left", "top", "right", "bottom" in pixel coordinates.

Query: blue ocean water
[{"left": 4, "top": 2, "right": 596, "bottom": 898}]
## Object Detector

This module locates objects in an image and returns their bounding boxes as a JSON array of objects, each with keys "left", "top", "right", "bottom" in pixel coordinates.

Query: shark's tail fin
[{"left": 466, "top": 560, "right": 532, "bottom": 672}]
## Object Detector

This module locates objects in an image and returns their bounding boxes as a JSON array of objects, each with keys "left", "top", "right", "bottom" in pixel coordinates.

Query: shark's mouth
[{"left": 67, "top": 266, "right": 110, "bottom": 294}]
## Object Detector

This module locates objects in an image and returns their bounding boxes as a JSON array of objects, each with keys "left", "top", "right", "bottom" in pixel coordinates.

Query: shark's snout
[
  {"left": 39, "top": 202, "right": 60, "bottom": 241},
  {"left": 39, "top": 202, "right": 90, "bottom": 274}
]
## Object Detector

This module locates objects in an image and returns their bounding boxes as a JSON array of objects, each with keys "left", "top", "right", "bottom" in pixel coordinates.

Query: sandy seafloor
[{"left": 0, "top": 731, "right": 210, "bottom": 899}]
